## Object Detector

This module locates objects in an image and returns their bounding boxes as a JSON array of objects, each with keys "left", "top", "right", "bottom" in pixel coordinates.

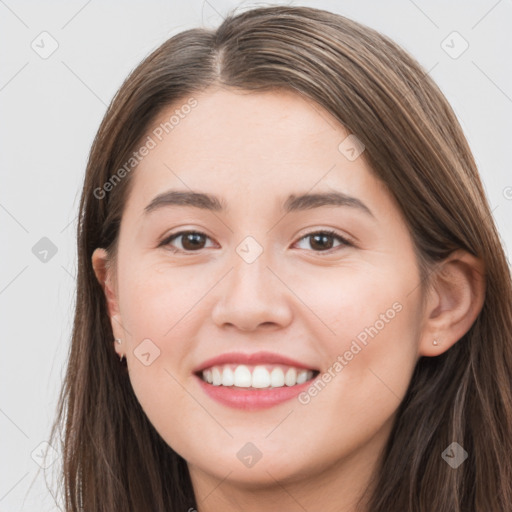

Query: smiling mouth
[{"left": 196, "top": 364, "right": 320, "bottom": 389}]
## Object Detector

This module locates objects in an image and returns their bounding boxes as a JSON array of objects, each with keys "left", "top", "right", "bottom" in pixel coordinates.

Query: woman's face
[{"left": 95, "top": 87, "right": 428, "bottom": 492}]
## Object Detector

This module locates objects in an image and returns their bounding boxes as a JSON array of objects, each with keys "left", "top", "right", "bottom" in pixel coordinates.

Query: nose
[{"left": 211, "top": 250, "right": 293, "bottom": 332}]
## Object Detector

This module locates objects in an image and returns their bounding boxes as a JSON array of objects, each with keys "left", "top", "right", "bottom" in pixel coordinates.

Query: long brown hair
[{"left": 47, "top": 5, "right": 512, "bottom": 511}]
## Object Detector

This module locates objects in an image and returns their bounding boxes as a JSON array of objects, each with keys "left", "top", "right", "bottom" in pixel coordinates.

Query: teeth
[
  {"left": 201, "top": 364, "right": 315, "bottom": 388},
  {"left": 233, "top": 365, "right": 252, "bottom": 387},
  {"left": 296, "top": 370, "right": 308, "bottom": 384},
  {"left": 252, "top": 366, "right": 271, "bottom": 388},
  {"left": 270, "top": 367, "right": 285, "bottom": 387},
  {"left": 284, "top": 368, "right": 297, "bottom": 386},
  {"left": 212, "top": 367, "right": 222, "bottom": 386},
  {"left": 221, "top": 366, "right": 234, "bottom": 386}
]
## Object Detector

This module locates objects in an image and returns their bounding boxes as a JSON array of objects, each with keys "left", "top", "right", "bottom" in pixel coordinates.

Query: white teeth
[
  {"left": 212, "top": 367, "right": 222, "bottom": 386},
  {"left": 252, "top": 365, "right": 271, "bottom": 388},
  {"left": 284, "top": 368, "right": 297, "bottom": 386},
  {"left": 270, "top": 367, "right": 285, "bottom": 387},
  {"left": 233, "top": 365, "right": 252, "bottom": 387},
  {"left": 221, "top": 366, "right": 234, "bottom": 386},
  {"left": 201, "top": 364, "right": 315, "bottom": 388}
]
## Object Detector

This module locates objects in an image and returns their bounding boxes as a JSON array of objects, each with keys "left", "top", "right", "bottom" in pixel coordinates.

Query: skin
[{"left": 92, "top": 87, "right": 485, "bottom": 512}]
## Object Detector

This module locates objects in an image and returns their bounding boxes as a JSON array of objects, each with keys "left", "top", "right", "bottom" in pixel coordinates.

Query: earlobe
[{"left": 419, "top": 249, "right": 485, "bottom": 357}]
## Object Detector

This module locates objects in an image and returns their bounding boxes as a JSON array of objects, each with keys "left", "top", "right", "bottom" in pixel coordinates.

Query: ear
[
  {"left": 92, "top": 248, "right": 124, "bottom": 355},
  {"left": 92, "top": 248, "right": 119, "bottom": 317},
  {"left": 418, "top": 249, "right": 486, "bottom": 357}
]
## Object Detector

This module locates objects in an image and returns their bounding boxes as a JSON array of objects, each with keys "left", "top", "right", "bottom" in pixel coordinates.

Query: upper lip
[{"left": 194, "top": 351, "right": 318, "bottom": 374}]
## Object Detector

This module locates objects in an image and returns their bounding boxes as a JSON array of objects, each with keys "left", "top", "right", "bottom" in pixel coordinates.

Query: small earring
[
  {"left": 115, "top": 339, "right": 124, "bottom": 362},
  {"left": 433, "top": 339, "right": 439, "bottom": 346}
]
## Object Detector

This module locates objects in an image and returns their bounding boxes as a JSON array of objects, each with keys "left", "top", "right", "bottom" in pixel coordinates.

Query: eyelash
[{"left": 159, "top": 229, "right": 354, "bottom": 255}]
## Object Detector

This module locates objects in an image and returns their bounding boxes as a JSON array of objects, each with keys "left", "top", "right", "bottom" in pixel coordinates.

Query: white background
[{"left": 1, "top": 1, "right": 511, "bottom": 510}]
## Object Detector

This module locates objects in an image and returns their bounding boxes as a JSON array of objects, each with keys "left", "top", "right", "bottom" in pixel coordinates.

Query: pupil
[
  {"left": 183, "top": 233, "right": 204, "bottom": 250},
  {"left": 311, "top": 233, "right": 333, "bottom": 250}
]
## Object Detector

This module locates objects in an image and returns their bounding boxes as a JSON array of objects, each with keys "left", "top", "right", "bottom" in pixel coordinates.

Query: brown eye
[
  {"left": 160, "top": 229, "right": 352, "bottom": 255},
  {"left": 162, "top": 231, "right": 213, "bottom": 253},
  {"left": 309, "top": 233, "right": 335, "bottom": 250},
  {"left": 295, "top": 230, "right": 352, "bottom": 253}
]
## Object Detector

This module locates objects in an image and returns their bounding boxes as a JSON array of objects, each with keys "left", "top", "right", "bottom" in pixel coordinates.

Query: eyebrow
[{"left": 144, "top": 190, "right": 374, "bottom": 217}]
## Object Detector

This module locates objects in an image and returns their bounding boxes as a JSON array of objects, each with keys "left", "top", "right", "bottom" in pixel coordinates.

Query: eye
[
  {"left": 160, "top": 231, "right": 215, "bottom": 253},
  {"left": 294, "top": 229, "right": 353, "bottom": 253},
  {"left": 160, "top": 229, "right": 353, "bottom": 254}
]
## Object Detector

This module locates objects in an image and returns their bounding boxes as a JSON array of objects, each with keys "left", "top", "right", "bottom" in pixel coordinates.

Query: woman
[{"left": 48, "top": 5, "right": 512, "bottom": 511}]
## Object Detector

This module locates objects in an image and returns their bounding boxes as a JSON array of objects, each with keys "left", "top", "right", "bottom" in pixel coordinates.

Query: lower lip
[{"left": 195, "top": 374, "right": 315, "bottom": 410}]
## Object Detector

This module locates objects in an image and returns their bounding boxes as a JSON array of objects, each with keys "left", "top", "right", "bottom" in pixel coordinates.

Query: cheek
[
  {"left": 301, "top": 265, "right": 421, "bottom": 417},
  {"left": 290, "top": 257, "right": 419, "bottom": 343},
  {"left": 289, "top": 295, "right": 420, "bottom": 474},
  {"left": 295, "top": 260, "right": 421, "bottom": 409},
  {"left": 117, "top": 262, "right": 206, "bottom": 337},
  {"left": 115, "top": 266, "right": 197, "bottom": 419}
]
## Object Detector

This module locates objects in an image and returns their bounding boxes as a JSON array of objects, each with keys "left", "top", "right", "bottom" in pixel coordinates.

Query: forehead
[{"left": 125, "top": 87, "right": 387, "bottom": 215}]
